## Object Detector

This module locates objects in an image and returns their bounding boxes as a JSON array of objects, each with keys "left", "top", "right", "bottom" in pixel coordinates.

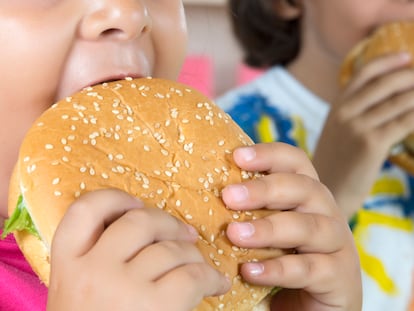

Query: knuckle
[
  {"left": 123, "top": 207, "right": 151, "bottom": 225},
  {"left": 156, "top": 240, "right": 185, "bottom": 256}
]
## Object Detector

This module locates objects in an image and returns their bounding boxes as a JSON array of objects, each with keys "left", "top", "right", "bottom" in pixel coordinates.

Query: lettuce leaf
[{"left": 1, "top": 195, "right": 40, "bottom": 239}]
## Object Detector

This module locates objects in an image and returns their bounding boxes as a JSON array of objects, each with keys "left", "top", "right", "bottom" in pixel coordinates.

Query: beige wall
[{"left": 184, "top": 3, "right": 243, "bottom": 97}]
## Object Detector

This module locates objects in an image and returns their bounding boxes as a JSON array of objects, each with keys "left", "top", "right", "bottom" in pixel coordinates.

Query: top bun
[
  {"left": 339, "top": 21, "right": 414, "bottom": 175},
  {"left": 10, "top": 77, "right": 284, "bottom": 310}
]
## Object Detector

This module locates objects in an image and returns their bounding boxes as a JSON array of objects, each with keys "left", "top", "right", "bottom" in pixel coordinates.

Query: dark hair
[{"left": 228, "top": 0, "right": 300, "bottom": 68}]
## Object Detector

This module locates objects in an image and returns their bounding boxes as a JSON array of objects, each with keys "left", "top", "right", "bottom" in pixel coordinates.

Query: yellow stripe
[
  {"left": 370, "top": 177, "right": 405, "bottom": 196},
  {"left": 356, "top": 209, "right": 413, "bottom": 231},
  {"left": 257, "top": 115, "right": 276, "bottom": 143},
  {"left": 356, "top": 241, "right": 398, "bottom": 295},
  {"left": 353, "top": 210, "right": 414, "bottom": 295},
  {"left": 291, "top": 116, "right": 309, "bottom": 155}
]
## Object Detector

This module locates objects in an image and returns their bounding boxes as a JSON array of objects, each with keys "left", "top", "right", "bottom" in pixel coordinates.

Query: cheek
[
  {"left": 0, "top": 15, "right": 76, "bottom": 107},
  {"left": 151, "top": 19, "right": 188, "bottom": 80}
]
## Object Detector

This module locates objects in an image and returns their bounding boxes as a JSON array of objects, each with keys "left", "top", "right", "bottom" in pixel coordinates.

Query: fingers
[
  {"left": 343, "top": 52, "right": 412, "bottom": 97},
  {"left": 232, "top": 143, "right": 318, "bottom": 180},
  {"left": 50, "top": 188, "right": 231, "bottom": 310},
  {"left": 344, "top": 68, "right": 414, "bottom": 118},
  {"left": 239, "top": 253, "right": 338, "bottom": 291},
  {"left": 53, "top": 188, "right": 197, "bottom": 261},
  {"left": 91, "top": 207, "right": 198, "bottom": 262},
  {"left": 222, "top": 172, "right": 335, "bottom": 215},
  {"left": 52, "top": 188, "right": 144, "bottom": 258},
  {"left": 226, "top": 211, "right": 345, "bottom": 253},
  {"left": 128, "top": 240, "right": 205, "bottom": 279},
  {"left": 156, "top": 263, "right": 231, "bottom": 309}
]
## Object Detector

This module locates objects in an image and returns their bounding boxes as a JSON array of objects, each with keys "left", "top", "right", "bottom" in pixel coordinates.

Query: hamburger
[
  {"left": 3, "top": 77, "right": 283, "bottom": 310},
  {"left": 339, "top": 21, "right": 414, "bottom": 174}
]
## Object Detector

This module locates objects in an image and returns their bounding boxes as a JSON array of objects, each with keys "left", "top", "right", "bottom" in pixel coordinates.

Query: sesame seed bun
[
  {"left": 339, "top": 21, "right": 414, "bottom": 175},
  {"left": 10, "top": 77, "right": 284, "bottom": 310}
]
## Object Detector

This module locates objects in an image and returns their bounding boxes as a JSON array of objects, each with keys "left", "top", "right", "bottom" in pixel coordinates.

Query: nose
[{"left": 79, "top": 0, "right": 152, "bottom": 41}]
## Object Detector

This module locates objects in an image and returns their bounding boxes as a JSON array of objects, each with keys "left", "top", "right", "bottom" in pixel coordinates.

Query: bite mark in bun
[
  {"left": 5, "top": 77, "right": 284, "bottom": 310},
  {"left": 339, "top": 21, "right": 414, "bottom": 175}
]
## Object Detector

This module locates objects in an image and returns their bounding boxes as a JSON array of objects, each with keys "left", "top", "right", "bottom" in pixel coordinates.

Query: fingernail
[
  {"left": 232, "top": 222, "right": 255, "bottom": 239},
  {"left": 246, "top": 262, "right": 264, "bottom": 276},
  {"left": 236, "top": 147, "right": 256, "bottom": 162},
  {"left": 224, "top": 184, "right": 249, "bottom": 203}
]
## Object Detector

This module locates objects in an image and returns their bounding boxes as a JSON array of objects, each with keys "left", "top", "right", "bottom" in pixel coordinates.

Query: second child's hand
[{"left": 313, "top": 52, "right": 414, "bottom": 218}]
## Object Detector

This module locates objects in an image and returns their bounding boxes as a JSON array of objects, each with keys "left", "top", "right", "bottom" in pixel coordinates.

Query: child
[
  {"left": 217, "top": 0, "right": 414, "bottom": 310},
  {"left": 0, "top": 1, "right": 361, "bottom": 310}
]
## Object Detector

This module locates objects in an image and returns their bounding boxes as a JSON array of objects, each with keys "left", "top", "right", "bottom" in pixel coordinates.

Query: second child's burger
[
  {"left": 3, "top": 77, "right": 285, "bottom": 310},
  {"left": 340, "top": 21, "right": 414, "bottom": 175}
]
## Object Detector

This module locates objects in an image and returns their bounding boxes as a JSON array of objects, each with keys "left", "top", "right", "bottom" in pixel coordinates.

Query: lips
[
  {"left": 55, "top": 41, "right": 152, "bottom": 102},
  {"left": 55, "top": 71, "right": 146, "bottom": 102}
]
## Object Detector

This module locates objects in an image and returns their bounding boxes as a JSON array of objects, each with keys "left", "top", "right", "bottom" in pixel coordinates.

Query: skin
[
  {"left": 281, "top": 0, "right": 414, "bottom": 218},
  {"left": 0, "top": 0, "right": 362, "bottom": 310}
]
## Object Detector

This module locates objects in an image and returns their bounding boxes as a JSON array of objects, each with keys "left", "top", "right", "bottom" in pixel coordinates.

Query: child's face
[
  {"left": 0, "top": 0, "right": 187, "bottom": 217},
  {"left": 300, "top": 0, "right": 414, "bottom": 64}
]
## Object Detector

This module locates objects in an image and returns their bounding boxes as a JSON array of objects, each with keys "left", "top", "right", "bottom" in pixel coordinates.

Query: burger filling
[{"left": 1, "top": 195, "right": 39, "bottom": 239}]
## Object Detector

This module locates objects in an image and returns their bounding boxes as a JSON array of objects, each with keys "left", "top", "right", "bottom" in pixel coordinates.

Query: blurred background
[{"left": 180, "top": 0, "right": 264, "bottom": 98}]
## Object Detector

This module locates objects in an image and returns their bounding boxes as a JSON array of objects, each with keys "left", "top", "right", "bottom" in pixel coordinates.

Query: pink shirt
[{"left": 0, "top": 230, "right": 47, "bottom": 311}]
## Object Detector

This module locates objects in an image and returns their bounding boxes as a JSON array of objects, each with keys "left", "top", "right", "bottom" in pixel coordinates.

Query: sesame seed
[
  {"left": 45, "top": 144, "right": 54, "bottom": 150},
  {"left": 52, "top": 178, "right": 60, "bottom": 185}
]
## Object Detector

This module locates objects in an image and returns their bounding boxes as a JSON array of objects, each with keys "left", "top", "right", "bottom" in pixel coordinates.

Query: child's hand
[
  {"left": 313, "top": 52, "right": 414, "bottom": 217},
  {"left": 47, "top": 189, "right": 230, "bottom": 311},
  {"left": 222, "top": 143, "right": 362, "bottom": 311}
]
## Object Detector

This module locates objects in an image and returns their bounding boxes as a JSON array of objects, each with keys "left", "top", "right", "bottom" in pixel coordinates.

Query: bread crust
[
  {"left": 339, "top": 21, "right": 414, "bottom": 175},
  {"left": 12, "top": 77, "right": 282, "bottom": 310}
]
